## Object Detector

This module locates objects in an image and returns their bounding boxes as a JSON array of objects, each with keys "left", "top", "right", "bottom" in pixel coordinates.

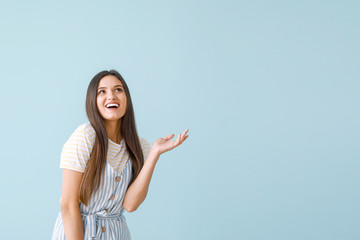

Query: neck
[{"left": 104, "top": 119, "right": 122, "bottom": 143}]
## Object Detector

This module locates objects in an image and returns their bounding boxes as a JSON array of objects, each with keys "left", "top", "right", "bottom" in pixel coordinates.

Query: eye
[
  {"left": 116, "top": 88, "right": 123, "bottom": 92},
  {"left": 98, "top": 90, "right": 105, "bottom": 94}
]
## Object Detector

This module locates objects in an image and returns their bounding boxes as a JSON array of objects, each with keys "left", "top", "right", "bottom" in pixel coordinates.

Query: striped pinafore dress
[{"left": 51, "top": 159, "right": 133, "bottom": 239}]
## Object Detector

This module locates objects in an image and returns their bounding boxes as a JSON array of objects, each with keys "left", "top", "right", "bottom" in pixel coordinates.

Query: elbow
[
  {"left": 123, "top": 201, "right": 139, "bottom": 213},
  {"left": 123, "top": 193, "right": 147, "bottom": 212},
  {"left": 60, "top": 199, "right": 79, "bottom": 215},
  {"left": 123, "top": 205, "right": 138, "bottom": 213}
]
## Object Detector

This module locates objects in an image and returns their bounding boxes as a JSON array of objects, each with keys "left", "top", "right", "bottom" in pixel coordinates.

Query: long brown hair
[{"left": 79, "top": 70, "right": 145, "bottom": 206}]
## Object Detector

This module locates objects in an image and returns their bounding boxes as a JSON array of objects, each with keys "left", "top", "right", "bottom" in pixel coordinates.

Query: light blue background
[{"left": 0, "top": 0, "right": 359, "bottom": 239}]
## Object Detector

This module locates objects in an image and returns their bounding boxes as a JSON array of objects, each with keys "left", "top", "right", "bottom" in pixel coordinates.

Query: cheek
[
  {"left": 96, "top": 97, "right": 103, "bottom": 110},
  {"left": 122, "top": 98, "right": 127, "bottom": 110}
]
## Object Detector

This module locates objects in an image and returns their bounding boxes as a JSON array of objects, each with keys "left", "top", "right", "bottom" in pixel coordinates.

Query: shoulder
[
  {"left": 77, "top": 122, "right": 96, "bottom": 136},
  {"left": 139, "top": 137, "right": 151, "bottom": 160},
  {"left": 60, "top": 122, "right": 95, "bottom": 172},
  {"left": 62, "top": 122, "right": 96, "bottom": 151},
  {"left": 70, "top": 122, "right": 96, "bottom": 142},
  {"left": 139, "top": 137, "right": 150, "bottom": 148}
]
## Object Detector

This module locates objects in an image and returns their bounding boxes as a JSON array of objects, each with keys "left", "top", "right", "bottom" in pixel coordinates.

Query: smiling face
[{"left": 96, "top": 75, "right": 127, "bottom": 124}]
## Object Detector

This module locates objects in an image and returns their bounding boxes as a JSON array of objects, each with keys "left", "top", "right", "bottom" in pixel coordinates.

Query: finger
[
  {"left": 176, "top": 133, "right": 181, "bottom": 146},
  {"left": 175, "top": 132, "right": 184, "bottom": 146},
  {"left": 182, "top": 129, "right": 188, "bottom": 140},
  {"left": 179, "top": 130, "right": 188, "bottom": 142}
]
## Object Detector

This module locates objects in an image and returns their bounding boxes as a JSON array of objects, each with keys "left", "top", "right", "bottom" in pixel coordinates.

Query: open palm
[{"left": 153, "top": 129, "right": 189, "bottom": 155}]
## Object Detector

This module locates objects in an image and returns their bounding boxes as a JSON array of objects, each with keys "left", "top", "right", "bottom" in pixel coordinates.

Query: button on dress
[
  {"left": 52, "top": 160, "right": 133, "bottom": 239},
  {"left": 51, "top": 122, "right": 150, "bottom": 240}
]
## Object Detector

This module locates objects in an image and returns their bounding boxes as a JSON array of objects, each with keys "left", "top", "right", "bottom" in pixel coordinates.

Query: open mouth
[{"left": 106, "top": 103, "right": 119, "bottom": 109}]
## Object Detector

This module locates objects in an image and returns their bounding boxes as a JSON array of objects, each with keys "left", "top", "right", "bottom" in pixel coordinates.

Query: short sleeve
[
  {"left": 59, "top": 122, "right": 96, "bottom": 173},
  {"left": 139, "top": 137, "right": 151, "bottom": 161}
]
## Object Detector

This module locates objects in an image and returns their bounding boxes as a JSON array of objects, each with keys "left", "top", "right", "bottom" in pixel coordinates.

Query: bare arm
[
  {"left": 60, "top": 169, "right": 84, "bottom": 240},
  {"left": 123, "top": 129, "right": 189, "bottom": 212},
  {"left": 122, "top": 148, "right": 160, "bottom": 212}
]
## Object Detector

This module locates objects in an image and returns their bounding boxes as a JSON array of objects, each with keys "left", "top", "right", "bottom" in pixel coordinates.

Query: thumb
[{"left": 163, "top": 134, "right": 174, "bottom": 140}]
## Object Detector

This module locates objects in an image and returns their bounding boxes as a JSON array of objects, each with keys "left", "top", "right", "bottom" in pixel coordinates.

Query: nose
[{"left": 107, "top": 91, "right": 117, "bottom": 99}]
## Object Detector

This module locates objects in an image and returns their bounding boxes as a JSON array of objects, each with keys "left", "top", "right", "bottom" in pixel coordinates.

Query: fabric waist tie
[{"left": 81, "top": 212, "right": 124, "bottom": 240}]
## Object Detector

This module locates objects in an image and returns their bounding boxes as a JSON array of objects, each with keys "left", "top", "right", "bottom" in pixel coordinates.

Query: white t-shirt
[{"left": 59, "top": 122, "right": 150, "bottom": 173}]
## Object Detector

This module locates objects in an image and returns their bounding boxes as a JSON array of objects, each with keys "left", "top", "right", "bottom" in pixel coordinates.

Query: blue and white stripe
[
  {"left": 52, "top": 159, "right": 133, "bottom": 240},
  {"left": 52, "top": 122, "right": 150, "bottom": 240}
]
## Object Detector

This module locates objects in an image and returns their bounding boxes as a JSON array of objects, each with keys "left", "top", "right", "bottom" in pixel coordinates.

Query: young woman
[{"left": 51, "top": 70, "right": 189, "bottom": 240}]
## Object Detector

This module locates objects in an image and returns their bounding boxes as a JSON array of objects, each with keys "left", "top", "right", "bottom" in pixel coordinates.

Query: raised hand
[{"left": 152, "top": 129, "right": 189, "bottom": 155}]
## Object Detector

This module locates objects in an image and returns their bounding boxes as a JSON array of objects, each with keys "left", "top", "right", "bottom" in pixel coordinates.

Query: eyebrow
[{"left": 97, "top": 85, "right": 123, "bottom": 90}]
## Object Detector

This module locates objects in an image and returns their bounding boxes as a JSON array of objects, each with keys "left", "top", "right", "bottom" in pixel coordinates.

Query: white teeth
[{"left": 106, "top": 103, "right": 119, "bottom": 108}]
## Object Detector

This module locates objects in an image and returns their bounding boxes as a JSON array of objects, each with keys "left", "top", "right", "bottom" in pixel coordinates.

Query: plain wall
[{"left": 0, "top": 0, "right": 359, "bottom": 239}]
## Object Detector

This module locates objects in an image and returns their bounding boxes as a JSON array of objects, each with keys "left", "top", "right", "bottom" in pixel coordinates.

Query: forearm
[
  {"left": 123, "top": 148, "right": 160, "bottom": 212},
  {"left": 61, "top": 205, "right": 84, "bottom": 240}
]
